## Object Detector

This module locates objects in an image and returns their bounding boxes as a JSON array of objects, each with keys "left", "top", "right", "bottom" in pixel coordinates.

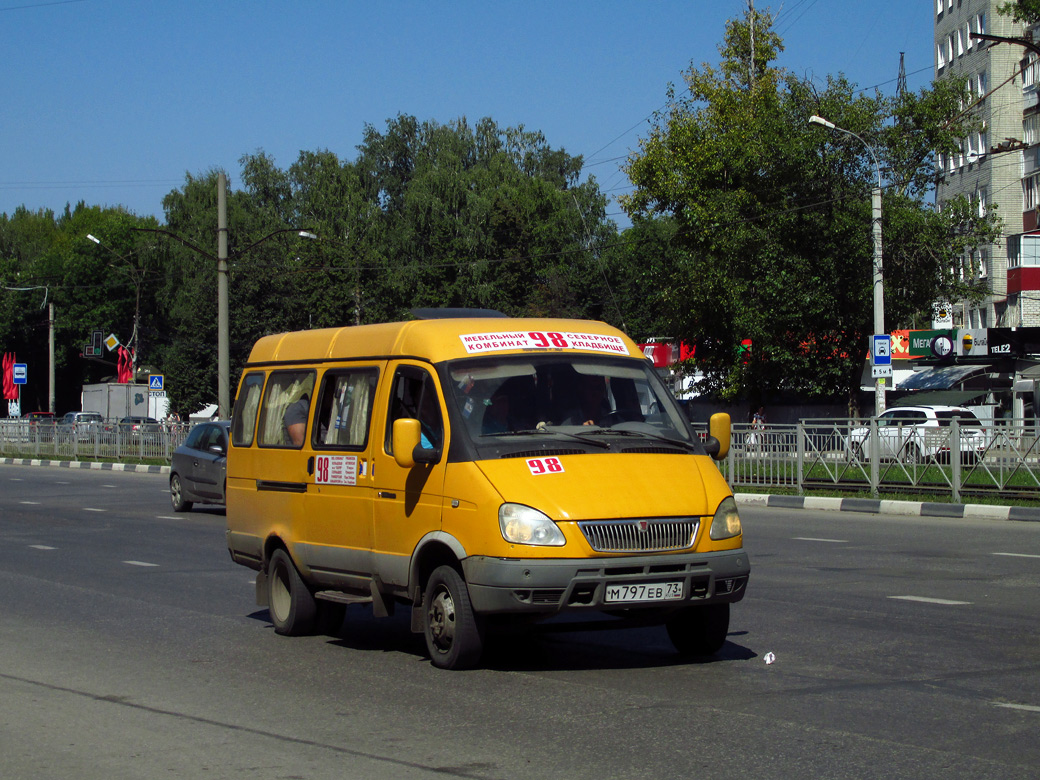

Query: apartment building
[{"left": 934, "top": 0, "right": 1031, "bottom": 326}]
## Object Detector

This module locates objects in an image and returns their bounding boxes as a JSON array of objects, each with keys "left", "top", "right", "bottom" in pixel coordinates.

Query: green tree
[
  {"left": 621, "top": 9, "right": 1000, "bottom": 409},
  {"left": 997, "top": 0, "right": 1040, "bottom": 24}
]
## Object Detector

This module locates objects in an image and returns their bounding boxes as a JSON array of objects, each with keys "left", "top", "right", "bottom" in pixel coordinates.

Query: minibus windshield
[{"left": 446, "top": 354, "right": 699, "bottom": 451}]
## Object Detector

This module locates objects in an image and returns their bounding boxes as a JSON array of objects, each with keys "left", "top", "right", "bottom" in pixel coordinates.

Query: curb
[
  {"left": 734, "top": 492, "right": 1040, "bottom": 522},
  {"left": 0, "top": 457, "right": 169, "bottom": 475}
]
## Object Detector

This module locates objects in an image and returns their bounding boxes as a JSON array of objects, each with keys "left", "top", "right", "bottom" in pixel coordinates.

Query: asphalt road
[{"left": 0, "top": 463, "right": 1037, "bottom": 779}]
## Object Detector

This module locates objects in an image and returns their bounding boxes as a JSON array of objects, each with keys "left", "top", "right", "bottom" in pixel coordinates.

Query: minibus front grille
[{"left": 577, "top": 518, "right": 699, "bottom": 553}]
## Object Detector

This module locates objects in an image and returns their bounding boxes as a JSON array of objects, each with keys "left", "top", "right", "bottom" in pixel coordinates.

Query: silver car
[
  {"left": 848, "top": 405, "right": 987, "bottom": 464},
  {"left": 170, "top": 420, "right": 230, "bottom": 511}
]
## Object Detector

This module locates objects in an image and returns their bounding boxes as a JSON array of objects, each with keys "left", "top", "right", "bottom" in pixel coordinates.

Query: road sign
[
  {"left": 870, "top": 335, "right": 892, "bottom": 366},
  {"left": 872, "top": 365, "right": 893, "bottom": 379},
  {"left": 12, "top": 363, "right": 27, "bottom": 384},
  {"left": 105, "top": 333, "right": 120, "bottom": 351},
  {"left": 148, "top": 374, "right": 164, "bottom": 391}
]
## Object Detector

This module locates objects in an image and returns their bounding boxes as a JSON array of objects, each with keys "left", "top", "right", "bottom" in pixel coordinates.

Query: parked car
[
  {"left": 25, "top": 411, "right": 56, "bottom": 441},
  {"left": 848, "top": 405, "right": 987, "bottom": 463},
  {"left": 117, "top": 416, "right": 161, "bottom": 436},
  {"left": 59, "top": 411, "right": 104, "bottom": 439},
  {"left": 170, "top": 420, "right": 230, "bottom": 511}
]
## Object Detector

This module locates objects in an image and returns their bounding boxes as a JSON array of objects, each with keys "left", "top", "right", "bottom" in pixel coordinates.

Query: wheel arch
[{"left": 409, "top": 531, "right": 467, "bottom": 600}]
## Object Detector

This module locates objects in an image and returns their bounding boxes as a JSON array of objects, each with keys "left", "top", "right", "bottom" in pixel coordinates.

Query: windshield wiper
[
  {"left": 578, "top": 428, "right": 699, "bottom": 452},
  {"left": 482, "top": 427, "right": 611, "bottom": 449}
]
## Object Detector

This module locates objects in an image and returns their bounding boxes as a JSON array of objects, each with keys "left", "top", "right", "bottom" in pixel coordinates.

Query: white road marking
[
  {"left": 29, "top": 545, "right": 56, "bottom": 550},
  {"left": 19, "top": 501, "right": 41, "bottom": 505},
  {"left": 155, "top": 515, "right": 180, "bottom": 520},
  {"left": 123, "top": 561, "right": 159, "bottom": 567},
  {"left": 889, "top": 596, "right": 972, "bottom": 606},
  {"left": 992, "top": 552, "right": 1040, "bottom": 559},
  {"left": 993, "top": 702, "right": 1040, "bottom": 713},
  {"left": 9, "top": 478, "right": 23, "bottom": 481},
  {"left": 793, "top": 537, "right": 847, "bottom": 543},
  {"left": 101, "top": 484, "right": 119, "bottom": 488},
  {"left": 83, "top": 508, "right": 106, "bottom": 512}
]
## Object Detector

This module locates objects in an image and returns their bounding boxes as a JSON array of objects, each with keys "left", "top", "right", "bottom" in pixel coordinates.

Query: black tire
[
  {"left": 170, "top": 473, "right": 192, "bottom": 512},
  {"left": 423, "top": 565, "right": 484, "bottom": 670},
  {"left": 267, "top": 548, "right": 316, "bottom": 636},
  {"left": 904, "top": 442, "right": 922, "bottom": 464},
  {"left": 666, "top": 603, "right": 730, "bottom": 657}
]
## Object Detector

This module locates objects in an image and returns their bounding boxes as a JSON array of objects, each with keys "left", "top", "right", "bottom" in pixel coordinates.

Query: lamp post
[
  {"left": 131, "top": 223, "right": 317, "bottom": 419},
  {"left": 86, "top": 233, "right": 144, "bottom": 382},
  {"left": 809, "top": 114, "right": 886, "bottom": 416}
]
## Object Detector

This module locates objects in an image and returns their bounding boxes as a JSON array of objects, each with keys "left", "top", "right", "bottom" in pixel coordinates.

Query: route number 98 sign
[{"left": 460, "top": 330, "right": 628, "bottom": 355}]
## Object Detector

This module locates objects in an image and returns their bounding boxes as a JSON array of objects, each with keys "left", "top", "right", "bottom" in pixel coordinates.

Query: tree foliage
[
  {"left": 1, "top": 117, "right": 617, "bottom": 417},
  {"left": 620, "top": 9, "right": 1001, "bottom": 409}
]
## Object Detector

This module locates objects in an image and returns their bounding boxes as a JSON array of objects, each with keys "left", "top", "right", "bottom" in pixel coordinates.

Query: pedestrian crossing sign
[{"left": 149, "top": 374, "right": 164, "bottom": 391}]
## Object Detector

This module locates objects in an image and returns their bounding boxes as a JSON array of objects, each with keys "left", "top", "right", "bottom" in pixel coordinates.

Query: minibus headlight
[
  {"left": 709, "top": 496, "right": 742, "bottom": 540},
  {"left": 499, "top": 504, "right": 566, "bottom": 546}
]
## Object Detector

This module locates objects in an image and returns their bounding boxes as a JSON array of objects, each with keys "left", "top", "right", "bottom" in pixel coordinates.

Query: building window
[
  {"left": 938, "top": 43, "right": 946, "bottom": 70},
  {"left": 1024, "top": 175, "right": 1040, "bottom": 213},
  {"left": 1026, "top": 114, "right": 1040, "bottom": 145},
  {"left": 978, "top": 187, "right": 987, "bottom": 217},
  {"left": 937, "top": 0, "right": 943, "bottom": 15},
  {"left": 957, "top": 29, "right": 964, "bottom": 57},
  {"left": 977, "top": 70, "right": 987, "bottom": 99},
  {"left": 978, "top": 12, "right": 986, "bottom": 35}
]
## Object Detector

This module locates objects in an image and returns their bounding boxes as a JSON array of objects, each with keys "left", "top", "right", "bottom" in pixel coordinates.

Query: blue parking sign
[{"left": 871, "top": 335, "right": 891, "bottom": 366}]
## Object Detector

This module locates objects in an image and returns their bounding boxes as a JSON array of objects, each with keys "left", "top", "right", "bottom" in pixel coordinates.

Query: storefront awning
[{"left": 898, "top": 364, "right": 989, "bottom": 391}]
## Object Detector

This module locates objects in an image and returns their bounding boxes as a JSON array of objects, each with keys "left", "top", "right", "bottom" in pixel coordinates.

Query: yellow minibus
[{"left": 226, "top": 313, "right": 748, "bottom": 669}]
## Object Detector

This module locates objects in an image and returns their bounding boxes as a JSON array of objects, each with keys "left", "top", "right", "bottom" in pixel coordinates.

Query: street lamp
[
  {"left": 130, "top": 224, "right": 317, "bottom": 419},
  {"left": 86, "top": 233, "right": 145, "bottom": 382},
  {"left": 809, "top": 114, "right": 886, "bottom": 416}
]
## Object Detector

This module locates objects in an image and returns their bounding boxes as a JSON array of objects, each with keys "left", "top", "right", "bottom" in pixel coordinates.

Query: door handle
[
  {"left": 307, "top": 456, "right": 314, "bottom": 475},
  {"left": 377, "top": 491, "right": 396, "bottom": 499}
]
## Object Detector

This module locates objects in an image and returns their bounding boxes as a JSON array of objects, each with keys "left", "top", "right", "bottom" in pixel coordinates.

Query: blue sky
[{"left": 0, "top": 0, "right": 935, "bottom": 226}]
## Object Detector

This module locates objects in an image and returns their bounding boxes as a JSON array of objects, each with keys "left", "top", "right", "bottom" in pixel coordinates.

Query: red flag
[
  {"left": 116, "top": 346, "right": 135, "bottom": 383},
  {"left": 2, "top": 353, "right": 16, "bottom": 401}
]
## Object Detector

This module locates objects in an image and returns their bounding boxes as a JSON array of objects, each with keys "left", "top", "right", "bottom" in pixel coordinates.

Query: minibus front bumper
[{"left": 461, "top": 549, "right": 749, "bottom": 615}]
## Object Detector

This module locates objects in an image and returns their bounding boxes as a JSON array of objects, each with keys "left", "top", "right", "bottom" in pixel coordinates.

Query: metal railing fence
[
  {"left": 717, "top": 418, "right": 1040, "bottom": 502},
  {"left": 0, "top": 420, "right": 190, "bottom": 463}
]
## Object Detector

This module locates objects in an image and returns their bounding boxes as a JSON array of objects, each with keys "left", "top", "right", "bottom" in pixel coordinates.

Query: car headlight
[
  {"left": 709, "top": 496, "right": 742, "bottom": 541},
  {"left": 499, "top": 503, "right": 566, "bottom": 546}
]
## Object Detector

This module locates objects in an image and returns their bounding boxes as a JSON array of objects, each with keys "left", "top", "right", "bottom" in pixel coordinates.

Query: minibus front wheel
[
  {"left": 423, "top": 565, "right": 484, "bottom": 670},
  {"left": 268, "top": 548, "right": 316, "bottom": 636}
]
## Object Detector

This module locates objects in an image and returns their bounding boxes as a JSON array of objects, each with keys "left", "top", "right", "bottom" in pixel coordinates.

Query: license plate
[{"left": 604, "top": 581, "right": 683, "bottom": 603}]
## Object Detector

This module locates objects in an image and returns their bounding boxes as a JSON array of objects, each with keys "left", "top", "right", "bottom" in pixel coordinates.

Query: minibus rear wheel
[
  {"left": 423, "top": 565, "right": 484, "bottom": 670},
  {"left": 268, "top": 548, "right": 316, "bottom": 636},
  {"left": 666, "top": 603, "right": 729, "bottom": 657}
]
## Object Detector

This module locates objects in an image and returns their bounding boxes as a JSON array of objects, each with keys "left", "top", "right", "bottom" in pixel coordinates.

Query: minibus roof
[{"left": 244, "top": 317, "right": 645, "bottom": 366}]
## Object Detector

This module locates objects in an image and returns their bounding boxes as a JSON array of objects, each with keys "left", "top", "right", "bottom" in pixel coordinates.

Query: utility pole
[
  {"left": 217, "top": 173, "right": 230, "bottom": 420},
  {"left": 48, "top": 303, "right": 55, "bottom": 414}
]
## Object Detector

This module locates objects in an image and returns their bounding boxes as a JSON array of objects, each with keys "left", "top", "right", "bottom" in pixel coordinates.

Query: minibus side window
[
  {"left": 314, "top": 369, "right": 378, "bottom": 449},
  {"left": 231, "top": 372, "right": 265, "bottom": 447},
  {"left": 257, "top": 370, "right": 316, "bottom": 448},
  {"left": 385, "top": 368, "right": 442, "bottom": 454}
]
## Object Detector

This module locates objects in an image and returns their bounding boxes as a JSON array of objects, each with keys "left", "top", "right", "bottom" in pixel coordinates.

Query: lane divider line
[{"left": 888, "top": 595, "right": 972, "bottom": 605}]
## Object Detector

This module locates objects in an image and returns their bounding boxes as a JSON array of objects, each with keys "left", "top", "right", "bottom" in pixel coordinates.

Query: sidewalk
[{"left": 4, "top": 456, "right": 1038, "bottom": 522}]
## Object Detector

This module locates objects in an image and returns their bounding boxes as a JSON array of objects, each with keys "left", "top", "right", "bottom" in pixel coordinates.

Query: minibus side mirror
[
  {"left": 392, "top": 418, "right": 441, "bottom": 468},
  {"left": 702, "top": 412, "right": 731, "bottom": 460}
]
